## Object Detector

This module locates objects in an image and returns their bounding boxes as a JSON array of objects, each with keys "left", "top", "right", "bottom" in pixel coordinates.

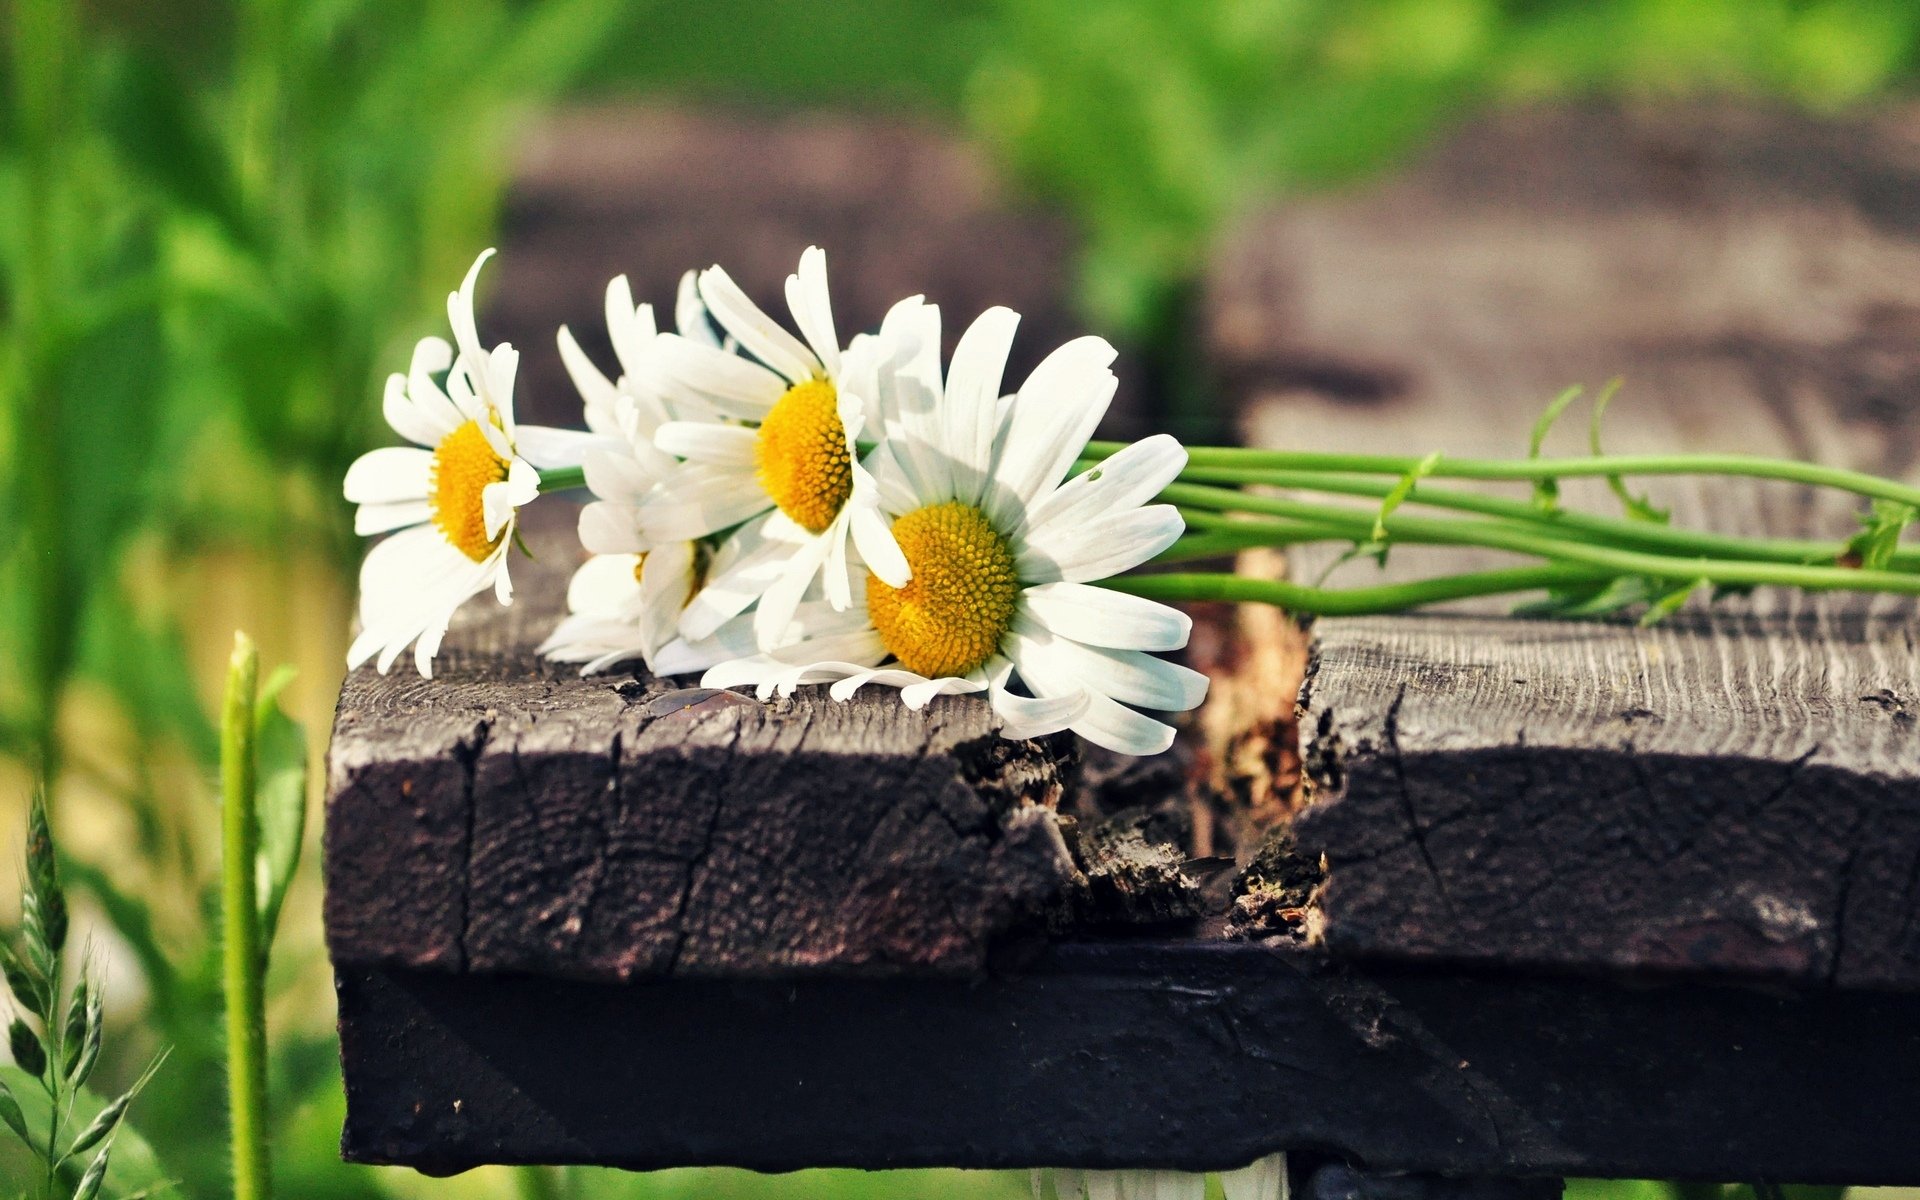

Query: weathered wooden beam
[
  {"left": 336, "top": 940, "right": 1920, "bottom": 1183},
  {"left": 1213, "top": 102, "right": 1920, "bottom": 985},
  {"left": 325, "top": 519, "right": 1079, "bottom": 981},
  {"left": 1295, "top": 604, "right": 1920, "bottom": 986}
]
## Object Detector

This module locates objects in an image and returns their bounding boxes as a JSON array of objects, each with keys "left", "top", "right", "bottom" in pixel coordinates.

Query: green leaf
[
  {"left": 1842, "top": 499, "right": 1916, "bottom": 570},
  {"left": 0, "top": 1074, "right": 29, "bottom": 1146},
  {"left": 61, "top": 981, "right": 87, "bottom": 1074},
  {"left": 8, "top": 1019, "right": 46, "bottom": 1079},
  {"left": 1528, "top": 384, "right": 1583, "bottom": 512},
  {"left": 1372, "top": 450, "right": 1442, "bottom": 544},
  {"left": 67, "top": 982, "right": 103, "bottom": 1089},
  {"left": 1640, "top": 578, "right": 1705, "bottom": 627},
  {"left": 72, "top": 1137, "right": 111, "bottom": 1200},
  {"left": 252, "top": 663, "right": 309, "bottom": 953},
  {"left": 0, "top": 944, "right": 50, "bottom": 1022},
  {"left": 1588, "top": 379, "right": 1669, "bottom": 525},
  {"left": 0, "top": 1067, "right": 171, "bottom": 1196}
]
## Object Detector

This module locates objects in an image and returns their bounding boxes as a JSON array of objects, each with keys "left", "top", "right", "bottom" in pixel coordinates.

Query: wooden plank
[
  {"left": 336, "top": 940, "right": 1920, "bottom": 1183},
  {"left": 324, "top": 512, "right": 1079, "bottom": 981},
  {"left": 1211, "top": 103, "right": 1920, "bottom": 984}
]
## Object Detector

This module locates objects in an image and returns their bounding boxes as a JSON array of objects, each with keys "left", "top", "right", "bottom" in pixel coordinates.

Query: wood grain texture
[
  {"left": 336, "top": 941, "right": 1920, "bottom": 1182},
  {"left": 325, "top": 512, "right": 1077, "bottom": 981},
  {"left": 1213, "top": 103, "right": 1920, "bottom": 983}
]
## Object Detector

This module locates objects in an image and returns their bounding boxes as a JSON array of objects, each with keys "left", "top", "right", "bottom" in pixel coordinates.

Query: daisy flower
[
  {"left": 645, "top": 246, "right": 911, "bottom": 650},
  {"left": 539, "top": 273, "right": 756, "bottom": 676},
  {"left": 700, "top": 306, "right": 1208, "bottom": 756},
  {"left": 343, "top": 249, "right": 599, "bottom": 677}
]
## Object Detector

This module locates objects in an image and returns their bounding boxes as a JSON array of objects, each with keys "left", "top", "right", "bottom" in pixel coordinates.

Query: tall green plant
[{"left": 0, "top": 799, "right": 169, "bottom": 1200}]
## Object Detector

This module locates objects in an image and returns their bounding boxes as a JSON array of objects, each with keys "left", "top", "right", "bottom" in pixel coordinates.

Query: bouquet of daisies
[{"left": 344, "top": 249, "right": 1920, "bottom": 757}]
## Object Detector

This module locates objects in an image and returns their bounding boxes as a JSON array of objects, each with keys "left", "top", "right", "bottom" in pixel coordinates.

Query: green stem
[
  {"left": 1081, "top": 442, "right": 1920, "bottom": 511},
  {"left": 1164, "top": 482, "right": 1920, "bottom": 596},
  {"left": 221, "top": 634, "right": 272, "bottom": 1200},
  {"left": 1169, "top": 465, "right": 1919, "bottom": 571},
  {"left": 538, "top": 465, "right": 587, "bottom": 494},
  {"left": 1104, "top": 565, "right": 1614, "bottom": 615}
]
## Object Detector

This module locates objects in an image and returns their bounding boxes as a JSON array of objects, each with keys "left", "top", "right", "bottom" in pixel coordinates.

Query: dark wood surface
[
  {"left": 325, "top": 512, "right": 1079, "bottom": 981},
  {"left": 338, "top": 942, "right": 1920, "bottom": 1183},
  {"left": 1211, "top": 103, "right": 1920, "bottom": 984}
]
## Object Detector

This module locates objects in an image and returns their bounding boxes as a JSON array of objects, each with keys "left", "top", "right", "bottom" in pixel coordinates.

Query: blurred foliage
[
  {"left": 4, "top": 0, "right": 1920, "bottom": 1197},
  {"left": 966, "top": 0, "right": 1920, "bottom": 345}
]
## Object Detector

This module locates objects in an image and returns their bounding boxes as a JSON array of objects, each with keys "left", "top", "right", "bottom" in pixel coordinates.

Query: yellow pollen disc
[
  {"left": 755, "top": 379, "right": 851, "bottom": 534},
  {"left": 867, "top": 501, "right": 1020, "bottom": 680},
  {"left": 429, "top": 420, "right": 511, "bottom": 562}
]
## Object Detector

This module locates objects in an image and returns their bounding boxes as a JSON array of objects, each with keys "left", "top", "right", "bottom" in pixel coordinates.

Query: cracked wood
[
  {"left": 324, "top": 510, "right": 1076, "bottom": 981},
  {"left": 1211, "top": 104, "right": 1920, "bottom": 985}
]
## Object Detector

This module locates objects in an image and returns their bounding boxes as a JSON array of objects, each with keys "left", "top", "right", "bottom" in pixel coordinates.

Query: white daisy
[
  {"left": 343, "top": 249, "right": 598, "bottom": 677},
  {"left": 699, "top": 306, "right": 1207, "bottom": 756},
  {"left": 645, "top": 247, "right": 912, "bottom": 651},
  {"left": 538, "top": 273, "right": 729, "bottom": 674}
]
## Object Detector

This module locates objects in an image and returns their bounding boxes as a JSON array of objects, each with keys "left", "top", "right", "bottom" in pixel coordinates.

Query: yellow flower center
[
  {"left": 430, "top": 419, "right": 510, "bottom": 562},
  {"left": 866, "top": 501, "right": 1020, "bottom": 679},
  {"left": 754, "top": 379, "right": 851, "bottom": 534}
]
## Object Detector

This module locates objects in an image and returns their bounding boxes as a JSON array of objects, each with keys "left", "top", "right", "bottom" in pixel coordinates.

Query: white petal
[
  {"left": 354, "top": 500, "right": 431, "bottom": 537},
  {"left": 605, "top": 276, "right": 658, "bottom": 382},
  {"left": 752, "top": 534, "right": 833, "bottom": 650},
  {"left": 699, "top": 264, "right": 821, "bottom": 384},
  {"left": 1020, "top": 582, "right": 1191, "bottom": 651},
  {"left": 344, "top": 447, "right": 433, "bottom": 505},
  {"left": 516, "top": 425, "right": 611, "bottom": 471},
  {"left": 828, "top": 667, "right": 934, "bottom": 701},
  {"left": 1017, "top": 505, "right": 1185, "bottom": 585},
  {"left": 558, "top": 324, "right": 622, "bottom": 435},
  {"left": 986, "top": 336, "right": 1118, "bottom": 531},
  {"left": 1021, "top": 434, "right": 1187, "bottom": 538},
  {"left": 579, "top": 501, "right": 648, "bottom": 555},
  {"left": 944, "top": 305, "right": 1019, "bottom": 506},
  {"left": 481, "top": 483, "right": 515, "bottom": 542},
  {"left": 447, "top": 248, "right": 496, "bottom": 370},
  {"left": 899, "top": 673, "right": 985, "bottom": 709},
  {"left": 407, "top": 337, "right": 466, "bottom": 434},
  {"left": 1009, "top": 623, "right": 1208, "bottom": 712},
  {"left": 849, "top": 503, "right": 909, "bottom": 587},
  {"left": 784, "top": 246, "right": 841, "bottom": 379},
  {"left": 638, "top": 463, "right": 773, "bottom": 542},
  {"left": 584, "top": 446, "right": 659, "bottom": 505},
  {"left": 655, "top": 421, "right": 757, "bottom": 466},
  {"left": 383, "top": 373, "right": 449, "bottom": 446},
  {"left": 988, "top": 660, "right": 1087, "bottom": 739},
  {"left": 565, "top": 553, "right": 644, "bottom": 615},
  {"left": 675, "top": 270, "right": 720, "bottom": 347},
  {"left": 653, "top": 333, "right": 787, "bottom": 417},
  {"left": 1071, "top": 692, "right": 1176, "bottom": 756}
]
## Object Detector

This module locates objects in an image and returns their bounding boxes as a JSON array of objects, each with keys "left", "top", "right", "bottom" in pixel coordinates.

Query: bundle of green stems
[{"left": 1085, "top": 442, "right": 1920, "bottom": 620}]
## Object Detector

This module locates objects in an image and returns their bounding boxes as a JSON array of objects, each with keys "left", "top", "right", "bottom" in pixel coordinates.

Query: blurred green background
[{"left": 3, "top": 0, "right": 1919, "bottom": 1196}]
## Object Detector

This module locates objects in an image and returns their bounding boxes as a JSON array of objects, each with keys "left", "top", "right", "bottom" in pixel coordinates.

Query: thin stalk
[
  {"left": 539, "top": 465, "right": 587, "bottom": 494},
  {"left": 221, "top": 634, "right": 272, "bottom": 1200},
  {"left": 1104, "top": 565, "right": 1615, "bottom": 616},
  {"left": 1081, "top": 442, "right": 1920, "bottom": 511},
  {"left": 1164, "top": 482, "right": 1920, "bottom": 597},
  {"left": 1168, "top": 464, "right": 1920, "bottom": 571}
]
